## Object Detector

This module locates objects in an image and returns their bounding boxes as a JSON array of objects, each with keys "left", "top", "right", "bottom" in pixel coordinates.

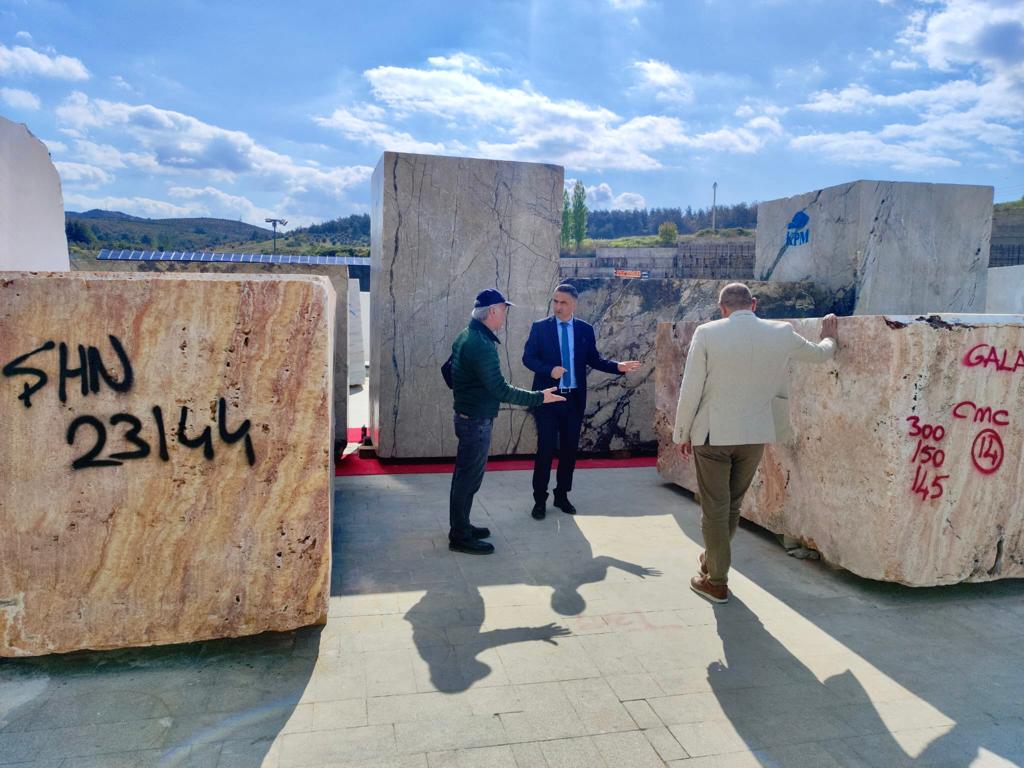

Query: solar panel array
[{"left": 97, "top": 249, "right": 370, "bottom": 266}]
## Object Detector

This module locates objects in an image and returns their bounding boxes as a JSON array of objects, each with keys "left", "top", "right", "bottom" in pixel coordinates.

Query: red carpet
[{"left": 336, "top": 451, "right": 656, "bottom": 476}]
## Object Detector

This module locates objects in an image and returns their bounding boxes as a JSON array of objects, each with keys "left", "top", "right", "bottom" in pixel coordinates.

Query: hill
[{"left": 65, "top": 210, "right": 277, "bottom": 251}]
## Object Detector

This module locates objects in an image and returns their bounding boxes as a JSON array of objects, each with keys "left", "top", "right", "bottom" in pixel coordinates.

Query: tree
[
  {"left": 561, "top": 189, "right": 572, "bottom": 248},
  {"left": 658, "top": 221, "right": 678, "bottom": 246},
  {"left": 571, "top": 180, "right": 588, "bottom": 249},
  {"left": 65, "top": 220, "right": 95, "bottom": 246}
]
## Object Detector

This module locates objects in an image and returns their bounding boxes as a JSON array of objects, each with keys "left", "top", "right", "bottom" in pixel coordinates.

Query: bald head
[{"left": 718, "top": 283, "right": 754, "bottom": 311}]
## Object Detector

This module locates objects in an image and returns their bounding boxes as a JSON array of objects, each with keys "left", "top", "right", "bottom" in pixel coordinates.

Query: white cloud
[
  {"left": 904, "top": 0, "right": 1024, "bottom": 73},
  {"left": 0, "top": 44, "right": 89, "bottom": 80},
  {"left": 425, "top": 53, "right": 498, "bottom": 74},
  {"left": 15, "top": 31, "right": 33, "bottom": 42},
  {"left": 314, "top": 106, "right": 450, "bottom": 154},
  {"left": 43, "top": 138, "right": 67, "bottom": 154},
  {"left": 570, "top": 180, "right": 647, "bottom": 209},
  {"left": 63, "top": 192, "right": 198, "bottom": 218},
  {"left": 608, "top": 0, "right": 648, "bottom": 8},
  {"left": 168, "top": 186, "right": 280, "bottom": 224},
  {"left": 318, "top": 56, "right": 778, "bottom": 171},
  {"left": 110, "top": 75, "right": 136, "bottom": 92},
  {"left": 632, "top": 59, "right": 694, "bottom": 104},
  {"left": 790, "top": 132, "right": 961, "bottom": 171},
  {"left": 790, "top": 0, "right": 1024, "bottom": 172},
  {"left": 0, "top": 87, "right": 40, "bottom": 110},
  {"left": 55, "top": 92, "right": 373, "bottom": 195},
  {"left": 55, "top": 161, "right": 115, "bottom": 186}
]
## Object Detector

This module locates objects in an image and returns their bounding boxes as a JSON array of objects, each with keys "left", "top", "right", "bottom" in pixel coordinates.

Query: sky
[{"left": 1, "top": 0, "right": 1022, "bottom": 228}]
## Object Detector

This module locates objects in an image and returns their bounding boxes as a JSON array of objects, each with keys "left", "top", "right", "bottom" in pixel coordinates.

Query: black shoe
[
  {"left": 553, "top": 495, "right": 576, "bottom": 515},
  {"left": 469, "top": 524, "right": 491, "bottom": 539},
  {"left": 531, "top": 501, "right": 546, "bottom": 520},
  {"left": 449, "top": 538, "right": 495, "bottom": 555}
]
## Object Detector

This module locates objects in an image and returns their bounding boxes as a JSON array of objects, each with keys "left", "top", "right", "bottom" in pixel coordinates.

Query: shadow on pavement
[{"left": 0, "top": 627, "right": 320, "bottom": 766}]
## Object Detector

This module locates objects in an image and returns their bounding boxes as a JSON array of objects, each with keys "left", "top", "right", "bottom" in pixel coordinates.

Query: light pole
[
  {"left": 265, "top": 218, "right": 288, "bottom": 253},
  {"left": 711, "top": 182, "right": 718, "bottom": 233}
]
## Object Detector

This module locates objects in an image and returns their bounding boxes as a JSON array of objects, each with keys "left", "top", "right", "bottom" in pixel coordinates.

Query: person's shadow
[
  {"left": 404, "top": 585, "right": 569, "bottom": 693},
  {"left": 711, "top": 595, "right": 1024, "bottom": 765},
  {"left": 515, "top": 512, "right": 662, "bottom": 616}
]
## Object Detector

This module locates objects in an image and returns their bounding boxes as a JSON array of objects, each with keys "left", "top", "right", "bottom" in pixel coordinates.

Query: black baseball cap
[{"left": 474, "top": 288, "right": 515, "bottom": 308}]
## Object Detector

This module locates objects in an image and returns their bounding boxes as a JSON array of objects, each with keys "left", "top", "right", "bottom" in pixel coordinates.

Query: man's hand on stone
[
  {"left": 678, "top": 441, "right": 692, "bottom": 459},
  {"left": 542, "top": 387, "right": 566, "bottom": 404},
  {"left": 821, "top": 314, "right": 838, "bottom": 342},
  {"left": 550, "top": 365, "right": 567, "bottom": 379},
  {"left": 618, "top": 360, "right": 641, "bottom": 373}
]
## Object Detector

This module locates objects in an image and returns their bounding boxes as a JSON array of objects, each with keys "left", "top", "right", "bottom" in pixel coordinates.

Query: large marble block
[
  {"left": 1, "top": 272, "right": 334, "bottom": 656},
  {"left": 0, "top": 117, "right": 69, "bottom": 271},
  {"left": 656, "top": 314, "right": 1024, "bottom": 585},
  {"left": 987, "top": 266, "right": 1024, "bottom": 313},
  {"left": 70, "top": 252, "right": 349, "bottom": 454},
  {"left": 754, "top": 181, "right": 993, "bottom": 315},
  {"left": 571, "top": 278, "right": 835, "bottom": 452},
  {"left": 348, "top": 278, "right": 366, "bottom": 386},
  {"left": 370, "top": 152, "right": 563, "bottom": 458}
]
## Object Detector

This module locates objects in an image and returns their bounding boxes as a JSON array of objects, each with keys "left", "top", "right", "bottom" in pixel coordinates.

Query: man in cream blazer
[{"left": 674, "top": 283, "right": 838, "bottom": 603}]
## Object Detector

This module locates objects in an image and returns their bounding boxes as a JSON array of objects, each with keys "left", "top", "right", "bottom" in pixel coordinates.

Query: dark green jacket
[{"left": 452, "top": 319, "right": 544, "bottom": 418}]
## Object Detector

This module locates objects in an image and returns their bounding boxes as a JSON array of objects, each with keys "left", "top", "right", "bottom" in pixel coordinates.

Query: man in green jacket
[{"left": 449, "top": 289, "right": 565, "bottom": 554}]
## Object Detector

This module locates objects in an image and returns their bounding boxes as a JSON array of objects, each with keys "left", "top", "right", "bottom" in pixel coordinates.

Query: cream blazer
[{"left": 673, "top": 311, "right": 835, "bottom": 446}]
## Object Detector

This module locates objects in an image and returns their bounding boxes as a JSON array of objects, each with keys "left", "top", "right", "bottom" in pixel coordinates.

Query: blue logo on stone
[{"left": 786, "top": 211, "right": 810, "bottom": 246}]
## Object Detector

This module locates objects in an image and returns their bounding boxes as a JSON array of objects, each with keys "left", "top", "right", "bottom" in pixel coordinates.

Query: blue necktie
[{"left": 560, "top": 321, "right": 571, "bottom": 389}]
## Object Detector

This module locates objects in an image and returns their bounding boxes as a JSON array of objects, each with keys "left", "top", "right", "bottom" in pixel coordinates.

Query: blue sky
[{"left": 1, "top": 0, "right": 1022, "bottom": 228}]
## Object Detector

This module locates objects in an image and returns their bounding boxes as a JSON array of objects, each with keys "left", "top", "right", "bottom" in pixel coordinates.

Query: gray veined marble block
[
  {"left": 370, "top": 152, "right": 563, "bottom": 458},
  {"left": 754, "top": 180, "right": 993, "bottom": 315}
]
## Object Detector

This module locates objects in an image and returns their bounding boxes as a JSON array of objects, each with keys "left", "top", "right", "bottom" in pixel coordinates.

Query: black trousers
[{"left": 532, "top": 390, "right": 584, "bottom": 501}]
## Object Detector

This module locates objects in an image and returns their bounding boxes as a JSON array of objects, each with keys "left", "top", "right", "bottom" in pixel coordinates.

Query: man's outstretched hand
[
  {"left": 618, "top": 360, "right": 641, "bottom": 373},
  {"left": 541, "top": 387, "right": 567, "bottom": 404},
  {"left": 821, "top": 313, "right": 838, "bottom": 342}
]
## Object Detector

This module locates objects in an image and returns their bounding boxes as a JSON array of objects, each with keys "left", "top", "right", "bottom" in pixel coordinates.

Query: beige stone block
[
  {"left": 656, "top": 314, "right": 1024, "bottom": 585},
  {"left": 0, "top": 272, "right": 334, "bottom": 656},
  {"left": 369, "top": 151, "right": 563, "bottom": 458}
]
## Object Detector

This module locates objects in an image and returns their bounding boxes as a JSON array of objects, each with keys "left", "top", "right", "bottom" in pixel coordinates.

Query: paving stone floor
[{"left": 2, "top": 466, "right": 1023, "bottom": 767}]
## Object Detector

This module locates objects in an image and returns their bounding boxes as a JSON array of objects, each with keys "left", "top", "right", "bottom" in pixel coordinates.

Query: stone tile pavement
[{"left": 2, "top": 466, "right": 1023, "bottom": 767}]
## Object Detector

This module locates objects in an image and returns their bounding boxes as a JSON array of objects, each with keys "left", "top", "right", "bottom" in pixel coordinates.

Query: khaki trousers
[{"left": 693, "top": 443, "right": 765, "bottom": 585}]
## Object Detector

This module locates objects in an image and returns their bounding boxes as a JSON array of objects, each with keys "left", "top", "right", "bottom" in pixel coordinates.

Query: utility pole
[
  {"left": 711, "top": 182, "right": 718, "bottom": 232},
  {"left": 265, "top": 218, "right": 288, "bottom": 253}
]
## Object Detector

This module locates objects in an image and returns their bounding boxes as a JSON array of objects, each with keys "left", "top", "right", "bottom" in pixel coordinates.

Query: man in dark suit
[{"left": 522, "top": 283, "right": 640, "bottom": 518}]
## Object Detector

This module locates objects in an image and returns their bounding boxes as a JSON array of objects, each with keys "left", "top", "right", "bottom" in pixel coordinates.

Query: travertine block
[
  {"left": 656, "top": 314, "right": 1024, "bottom": 585},
  {"left": 754, "top": 181, "right": 992, "bottom": 315},
  {"left": 1, "top": 272, "right": 334, "bottom": 656},
  {"left": 370, "top": 152, "right": 562, "bottom": 458},
  {"left": 570, "top": 278, "right": 834, "bottom": 452}
]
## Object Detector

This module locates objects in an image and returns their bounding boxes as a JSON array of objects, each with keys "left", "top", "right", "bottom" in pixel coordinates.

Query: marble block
[
  {"left": 571, "top": 278, "right": 835, "bottom": 452},
  {"left": 0, "top": 272, "right": 334, "bottom": 656},
  {"left": 370, "top": 152, "right": 563, "bottom": 458},
  {"left": 986, "top": 266, "right": 1024, "bottom": 313},
  {"left": 0, "top": 117, "right": 69, "bottom": 271},
  {"left": 754, "top": 181, "right": 993, "bottom": 315},
  {"left": 348, "top": 278, "right": 365, "bottom": 386},
  {"left": 656, "top": 314, "right": 1024, "bottom": 586}
]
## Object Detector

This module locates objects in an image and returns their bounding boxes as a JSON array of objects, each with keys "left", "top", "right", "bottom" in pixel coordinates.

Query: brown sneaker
[
  {"left": 690, "top": 575, "right": 729, "bottom": 604},
  {"left": 698, "top": 551, "right": 708, "bottom": 577}
]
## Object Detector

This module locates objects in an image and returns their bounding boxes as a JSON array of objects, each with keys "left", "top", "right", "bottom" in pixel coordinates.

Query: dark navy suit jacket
[{"left": 522, "top": 316, "right": 620, "bottom": 412}]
